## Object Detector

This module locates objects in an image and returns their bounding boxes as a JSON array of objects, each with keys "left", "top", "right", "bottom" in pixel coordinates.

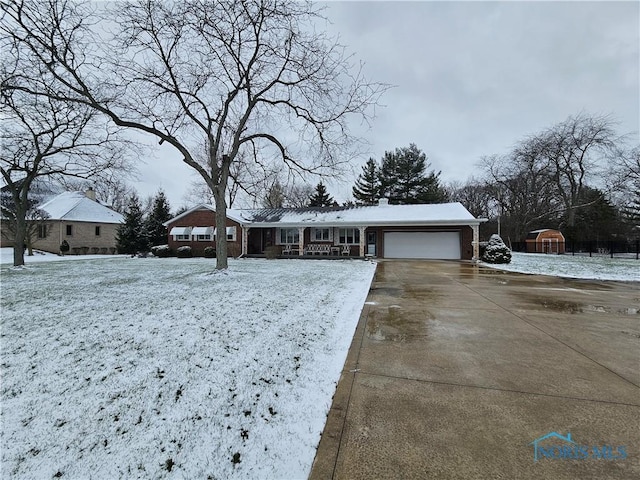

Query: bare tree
[
  {"left": 480, "top": 151, "right": 559, "bottom": 241},
  {"left": 62, "top": 176, "right": 138, "bottom": 213},
  {"left": 446, "top": 178, "right": 493, "bottom": 219},
  {"left": 536, "top": 113, "right": 620, "bottom": 231},
  {"left": 283, "top": 181, "right": 315, "bottom": 208},
  {"left": 2, "top": 0, "right": 387, "bottom": 269},
  {"left": 478, "top": 113, "right": 625, "bottom": 242},
  {"left": 0, "top": 82, "right": 127, "bottom": 266}
]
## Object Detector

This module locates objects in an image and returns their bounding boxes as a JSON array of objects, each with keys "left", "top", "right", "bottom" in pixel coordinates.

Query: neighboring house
[
  {"left": 165, "top": 199, "right": 486, "bottom": 260},
  {"left": 1, "top": 189, "right": 124, "bottom": 255},
  {"left": 525, "top": 229, "right": 565, "bottom": 254}
]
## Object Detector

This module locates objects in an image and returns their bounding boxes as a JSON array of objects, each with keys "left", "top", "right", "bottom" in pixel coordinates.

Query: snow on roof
[
  {"left": 226, "top": 202, "right": 482, "bottom": 227},
  {"left": 39, "top": 192, "right": 124, "bottom": 224},
  {"left": 166, "top": 202, "right": 484, "bottom": 227}
]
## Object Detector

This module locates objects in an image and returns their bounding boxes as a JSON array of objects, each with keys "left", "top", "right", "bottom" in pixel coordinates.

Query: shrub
[
  {"left": 203, "top": 246, "right": 216, "bottom": 258},
  {"left": 151, "top": 245, "right": 172, "bottom": 258},
  {"left": 264, "top": 245, "right": 279, "bottom": 259},
  {"left": 482, "top": 234, "right": 512, "bottom": 264},
  {"left": 176, "top": 246, "right": 192, "bottom": 258},
  {"left": 60, "top": 240, "right": 70, "bottom": 255}
]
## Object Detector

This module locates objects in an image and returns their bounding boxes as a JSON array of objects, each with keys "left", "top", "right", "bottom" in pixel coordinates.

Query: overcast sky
[{"left": 135, "top": 0, "right": 639, "bottom": 209}]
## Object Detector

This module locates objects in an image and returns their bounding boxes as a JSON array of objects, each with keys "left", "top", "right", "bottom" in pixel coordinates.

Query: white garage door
[{"left": 384, "top": 231, "right": 461, "bottom": 259}]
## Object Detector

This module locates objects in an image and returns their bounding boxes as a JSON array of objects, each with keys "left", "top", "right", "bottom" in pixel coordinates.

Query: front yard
[{"left": 0, "top": 257, "right": 376, "bottom": 479}]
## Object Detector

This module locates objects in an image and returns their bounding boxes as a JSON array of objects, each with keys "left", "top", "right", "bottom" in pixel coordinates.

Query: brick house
[
  {"left": 0, "top": 190, "right": 124, "bottom": 255},
  {"left": 165, "top": 200, "right": 486, "bottom": 260}
]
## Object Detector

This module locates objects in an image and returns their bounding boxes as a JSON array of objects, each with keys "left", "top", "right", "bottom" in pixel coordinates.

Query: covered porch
[{"left": 244, "top": 225, "right": 374, "bottom": 258}]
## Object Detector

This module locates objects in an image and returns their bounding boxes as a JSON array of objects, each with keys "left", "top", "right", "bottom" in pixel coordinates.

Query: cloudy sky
[{"left": 136, "top": 0, "right": 639, "bottom": 209}]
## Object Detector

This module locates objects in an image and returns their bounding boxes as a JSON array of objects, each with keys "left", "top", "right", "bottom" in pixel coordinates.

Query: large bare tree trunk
[
  {"left": 213, "top": 187, "right": 228, "bottom": 270},
  {"left": 12, "top": 208, "right": 27, "bottom": 267}
]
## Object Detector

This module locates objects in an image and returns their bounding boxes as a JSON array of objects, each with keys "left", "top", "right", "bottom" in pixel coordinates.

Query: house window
[
  {"left": 37, "top": 224, "right": 48, "bottom": 239},
  {"left": 169, "top": 226, "right": 192, "bottom": 241},
  {"left": 95, "top": 226, "right": 101, "bottom": 236},
  {"left": 313, "top": 228, "right": 330, "bottom": 241},
  {"left": 191, "top": 226, "right": 213, "bottom": 241},
  {"left": 66, "top": 225, "right": 73, "bottom": 236},
  {"left": 226, "top": 226, "right": 236, "bottom": 241},
  {"left": 338, "top": 228, "right": 360, "bottom": 245},
  {"left": 279, "top": 228, "right": 299, "bottom": 245}
]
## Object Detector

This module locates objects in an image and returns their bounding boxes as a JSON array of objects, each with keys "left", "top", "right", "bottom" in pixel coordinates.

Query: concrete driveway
[{"left": 310, "top": 260, "right": 639, "bottom": 480}]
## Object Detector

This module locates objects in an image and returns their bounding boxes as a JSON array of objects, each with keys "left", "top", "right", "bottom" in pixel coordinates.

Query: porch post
[
  {"left": 358, "top": 226, "right": 366, "bottom": 257},
  {"left": 472, "top": 224, "right": 480, "bottom": 261},
  {"left": 298, "top": 227, "right": 305, "bottom": 256},
  {"left": 241, "top": 226, "right": 249, "bottom": 256}
]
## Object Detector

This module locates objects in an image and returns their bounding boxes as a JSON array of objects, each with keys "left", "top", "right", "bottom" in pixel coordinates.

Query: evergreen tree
[
  {"left": 379, "top": 150, "right": 399, "bottom": 202},
  {"left": 308, "top": 182, "right": 334, "bottom": 207},
  {"left": 564, "top": 187, "right": 623, "bottom": 241},
  {"left": 379, "top": 144, "right": 448, "bottom": 204},
  {"left": 352, "top": 158, "right": 380, "bottom": 205},
  {"left": 621, "top": 181, "right": 640, "bottom": 228},
  {"left": 145, "top": 190, "right": 172, "bottom": 247},
  {"left": 116, "top": 193, "right": 148, "bottom": 254}
]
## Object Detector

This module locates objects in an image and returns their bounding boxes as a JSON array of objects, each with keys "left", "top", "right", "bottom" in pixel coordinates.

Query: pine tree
[
  {"left": 116, "top": 193, "right": 148, "bottom": 254},
  {"left": 352, "top": 158, "right": 380, "bottom": 205},
  {"left": 621, "top": 181, "right": 640, "bottom": 227},
  {"left": 308, "top": 182, "right": 334, "bottom": 207},
  {"left": 379, "top": 150, "right": 399, "bottom": 202},
  {"left": 379, "top": 144, "right": 448, "bottom": 204},
  {"left": 145, "top": 190, "right": 172, "bottom": 247}
]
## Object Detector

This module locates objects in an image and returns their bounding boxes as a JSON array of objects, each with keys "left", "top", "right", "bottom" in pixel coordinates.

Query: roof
[
  {"left": 526, "top": 229, "right": 564, "bottom": 240},
  {"left": 39, "top": 192, "right": 124, "bottom": 224},
  {"left": 167, "top": 202, "right": 484, "bottom": 227}
]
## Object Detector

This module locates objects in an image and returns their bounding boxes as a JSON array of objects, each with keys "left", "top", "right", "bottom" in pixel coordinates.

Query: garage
[{"left": 383, "top": 231, "right": 461, "bottom": 259}]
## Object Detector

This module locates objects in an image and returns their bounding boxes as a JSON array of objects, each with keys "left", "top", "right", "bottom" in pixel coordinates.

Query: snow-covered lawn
[
  {"left": 483, "top": 251, "right": 639, "bottom": 282},
  {"left": 0, "top": 248, "right": 126, "bottom": 265},
  {"left": 1, "top": 257, "right": 376, "bottom": 479}
]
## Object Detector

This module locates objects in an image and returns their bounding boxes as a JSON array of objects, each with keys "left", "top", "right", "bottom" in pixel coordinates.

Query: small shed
[{"left": 526, "top": 229, "right": 565, "bottom": 254}]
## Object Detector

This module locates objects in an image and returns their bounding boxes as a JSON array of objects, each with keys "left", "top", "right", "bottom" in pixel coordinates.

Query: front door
[{"left": 367, "top": 231, "right": 376, "bottom": 256}]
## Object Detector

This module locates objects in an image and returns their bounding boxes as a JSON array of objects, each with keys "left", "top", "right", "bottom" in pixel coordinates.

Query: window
[
  {"left": 192, "top": 226, "right": 213, "bottom": 241},
  {"left": 95, "top": 226, "right": 101, "bottom": 236},
  {"left": 279, "top": 228, "right": 299, "bottom": 245},
  {"left": 313, "top": 228, "right": 330, "bottom": 241},
  {"left": 339, "top": 228, "right": 360, "bottom": 245},
  {"left": 226, "top": 226, "right": 236, "bottom": 241},
  {"left": 66, "top": 225, "right": 73, "bottom": 236},
  {"left": 169, "top": 226, "right": 192, "bottom": 241},
  {"left": 37, "top": 224, "right": 48, "bottom": 239}
]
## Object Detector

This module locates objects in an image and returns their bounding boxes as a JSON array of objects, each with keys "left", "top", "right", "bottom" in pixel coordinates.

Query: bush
[
  {"left": 151, "top": 245, "right": 172, "bottom": 258},
  {"left": 482, "top": 234, "right": 512, "bottom": 264},
  {"left": 60, "top": 240, "right": 70, "bottom": 255},
  {"left": 204, "top": 246, "right": 216, "bottom": 258},
  {"left": 176, "top": 246, "right": 192, "bottom": 258},
  {"left": 264, "top": 245, "right": 279, "bottom": 259}
]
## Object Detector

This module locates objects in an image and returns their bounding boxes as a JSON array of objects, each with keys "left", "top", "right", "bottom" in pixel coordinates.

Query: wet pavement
[{"left": 309, "top": 260, "right": 640, "bottom": 480}]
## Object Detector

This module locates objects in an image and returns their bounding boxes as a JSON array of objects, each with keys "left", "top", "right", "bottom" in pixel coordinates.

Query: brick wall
[{"left": 167, "top": 208, "right": 242, "bottom": 257}]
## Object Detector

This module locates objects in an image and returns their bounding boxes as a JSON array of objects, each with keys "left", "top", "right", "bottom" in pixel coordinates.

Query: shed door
[{"left": 383, "top": 232, "right": 461, "bottom": 259}]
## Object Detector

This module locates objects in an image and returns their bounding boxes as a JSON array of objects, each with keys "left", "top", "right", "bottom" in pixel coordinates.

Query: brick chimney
[{"left": 85, "top": 187, "right": 96, "bottom": 201}]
